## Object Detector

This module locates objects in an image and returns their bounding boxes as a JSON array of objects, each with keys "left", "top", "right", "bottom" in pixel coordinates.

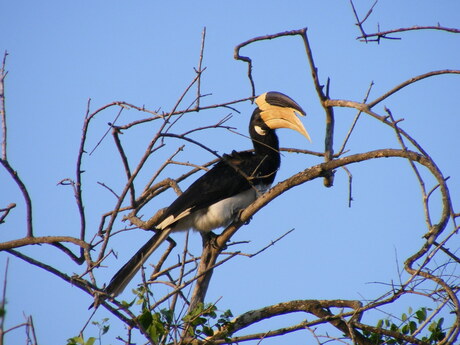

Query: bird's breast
[{"left": 185, "top": 184, "right": 270, "bottom": 232}]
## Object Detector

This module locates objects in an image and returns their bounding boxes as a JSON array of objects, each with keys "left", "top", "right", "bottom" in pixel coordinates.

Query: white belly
[{"left": 172, "top": 185, "right": 269, "bottom": 232}]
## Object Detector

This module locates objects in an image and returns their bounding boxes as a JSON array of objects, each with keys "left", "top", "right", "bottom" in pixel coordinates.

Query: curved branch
[
  {"left": 0, "top": 236, "right": 90, "bottom": 250},
  {"left": 188, "top": 148, "right": 450, "bottom": 313},
  {"left": 323, "top": 99, "right": 430, "bottom": 157},
  {"left": 197, "top": 299, "right": 371, "bottom": 345},
  {"left": 358, "top": 25, "right": 460, "bottom": 42},
  {"left": 0, "top": 158, "right": 33, "bottom": 237},
  {"left": 234, "top": 28, "right": 308, "bottom": 98},
  {"left": 368, "top": 70, "right": 460, "bottom": 108},
  {"left": 234, "top": 148, "right": 446, "bottom": 241}
]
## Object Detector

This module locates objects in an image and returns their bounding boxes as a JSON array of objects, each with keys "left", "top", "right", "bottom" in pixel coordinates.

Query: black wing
[{"left": 155, "top": 151, "right": 261, "bottom": 227}]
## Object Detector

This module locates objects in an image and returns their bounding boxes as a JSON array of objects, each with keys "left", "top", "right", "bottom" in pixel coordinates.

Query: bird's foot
[
  {"left": 202, "top": 231, "right": 227, "bottom": 251},
  {"left": 235, "top": 208, "right": 252, "bottom": 225}
]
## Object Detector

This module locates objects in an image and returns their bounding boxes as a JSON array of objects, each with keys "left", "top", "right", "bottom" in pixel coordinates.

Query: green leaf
[
  {"left": 401, "top": 324, "right": 409, "bottom": 335},
  {"left": 145, "top": 312, "right": 166, "bottom": 343},
  {"left": 102, "top": 324, "right": 110, "bottom": 335},
  {"left": 202, "top": 325, "right": 214, "bottom": 337},
  {"left": 138, "top": 310, "right": 153, "bottom": 330},
  {"left": 120, "top": 298, "right": 136, "bottom": 308},
  {"left": 67, "top": 336, "right": 84, "bottom": 345},
  {"left": 183, "top": 303, "right": 204, "bottom": 322},
  {"left": 85, "top": 337, "right": 96, "bottom": 345},
  {"left": 160, "top": 308, "right": 174, "bottom": 324},
  {"left": 401, "top": 313, "right": 407, "bottom": 322},
  {"left": 220, "top": 309, "right": 233, "bottom": 322},
  {"left": 66, "top": 336, "right": 96, "bottom": 345},
  {"left": 428, "top": 321, "right": 436, "bottom": 333},
  {"left": 409, "top": 320, "right": 417, "bottom": 333},
  {"left": 415, "top": 308, "right": 427, "bottom": 323},
  {"left": 437, "top": 317, "right": 444, "bottom": 329},
  {"left": 390, "top": 322, "right": 399, "bottom": 332},
  {"left": 193, "top": 316, "right": 207, "bottom": 327}
]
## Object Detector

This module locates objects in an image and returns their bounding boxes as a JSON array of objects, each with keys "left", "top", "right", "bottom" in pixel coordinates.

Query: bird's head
[{"left": 253, "top": 91, "right": 311, "bottom": 142}]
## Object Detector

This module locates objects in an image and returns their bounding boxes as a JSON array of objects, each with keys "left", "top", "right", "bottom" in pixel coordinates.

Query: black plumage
[{"left": 102, "top": 91, "right": 310, "bottom": 299}]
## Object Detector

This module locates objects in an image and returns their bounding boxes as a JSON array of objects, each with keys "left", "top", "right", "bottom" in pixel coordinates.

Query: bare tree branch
[
  {"left": 0, "top": 157, "right": 33, "bottom": 238},
  {"left": 350, "top": 0, "right": 460, "bottom": 43},
  {"left": 0, "top": 236, "right": 90, "bottom": 251},
  {"left": 358, "top": 25, "right": 460, "bottom": 42}
]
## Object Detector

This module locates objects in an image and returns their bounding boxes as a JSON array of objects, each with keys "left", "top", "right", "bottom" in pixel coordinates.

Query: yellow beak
[{"left": 256, "top": 92, "right": 311, "bottom": 142}]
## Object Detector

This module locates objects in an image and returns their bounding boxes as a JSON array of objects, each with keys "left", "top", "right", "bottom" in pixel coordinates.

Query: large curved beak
[{"left": 256, "top": 92, "right": 311, "bottom": 142}]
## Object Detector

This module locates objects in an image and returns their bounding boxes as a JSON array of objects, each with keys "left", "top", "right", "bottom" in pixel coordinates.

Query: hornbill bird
[{"left": 103, "top": 91, "right": 310, "bottom": 299}]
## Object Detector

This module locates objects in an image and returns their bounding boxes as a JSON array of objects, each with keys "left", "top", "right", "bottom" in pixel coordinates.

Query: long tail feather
[{"left": 105, "top": 228, "right": 173, "bottom": 297}]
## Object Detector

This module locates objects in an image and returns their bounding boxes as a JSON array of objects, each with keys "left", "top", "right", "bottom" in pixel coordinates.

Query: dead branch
[
  {"left": 0, "top": 236, "right": 89, "bottom": 251},
  {"left": 195, "top": 299, "right": 371, "bottom": 345},
  {"left": 358, "top": 25, "right": 460, "bottom": 42},
  {"left": 368, "top": 70, "right": 460, "bottom": 108},
  {"left": 0, "top": 158, "right": 33, "bottom": 237},
  {"left": 0, "top": 203, "right": 15, "bottom": 224},
  {"left": 1, "top": 51, "right": 8, "bottom": 161},
  {"left": 188, "top": 147, "right": 451, "bottom": 315},
  {"left": 234, "top": 29, "right": 308, "bottom": 98},
  {"left": 350, "top": 0, "right": 460, "bottom": 43}
]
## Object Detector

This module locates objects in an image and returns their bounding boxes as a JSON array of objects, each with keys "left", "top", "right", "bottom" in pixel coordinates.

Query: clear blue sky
[{"left": 1, "top": 1, "right": 459, "bottom": 344}]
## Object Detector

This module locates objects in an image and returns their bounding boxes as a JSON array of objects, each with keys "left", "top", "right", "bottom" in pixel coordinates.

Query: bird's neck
[
  {"left": 252, "top": 131, "right": 281, "bottom": 172},
  {"left": 252, "top": 129, "right": 279, "bottom": 151}
]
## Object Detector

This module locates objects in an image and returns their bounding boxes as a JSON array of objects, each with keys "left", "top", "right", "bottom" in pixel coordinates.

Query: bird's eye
[{"left": 254, "top": 125, "right": 267, "bottom": 136}]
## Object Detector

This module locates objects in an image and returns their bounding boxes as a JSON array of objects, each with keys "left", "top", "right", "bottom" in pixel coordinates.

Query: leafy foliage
[
  {"left": 134, "top": 298, "right": 234, "bottom": 344},
  {"left": 363, "top": 307, "right": 446, "bottom": 344},
  {"left": 67, "top": 335, "right": 96, "bottom": 345},
  {"left": 67, "top": 318, "right": 109, "bottom": 345},
  {"left": 182, "top": 303, "right": 233, "bottom": 338}
]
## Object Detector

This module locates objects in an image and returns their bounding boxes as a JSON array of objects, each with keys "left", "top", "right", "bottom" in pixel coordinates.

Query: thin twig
[
  {"left": 342, "top": 166, "right": 353, "bottom": 208},
  {"left": 300, "top": 28, "right": 335, "bottom": 186},
  {"left": 248, "top": 229, "right": 294, "bottom": 258},
  {"left": 151, "top": 251, "right": 240, "bottom": 311},
  {"left": 96, "top": 181, "right": 119, "bottom": 199},
  {"left": 89, "top": 106, "right": 124, "bottom": 156},
  {"left": 0, "top": 51, "right": 8, "bottom": 161},
  {"left": 234, "top": 29, "right": 308, "bottom": 98},
  {"left": 337, "top": 81, "right": 374, "bottom": 156},
  {"left": 26, "top": 315, "right": 38, "bottom": 345},
  {"left": 0, "top": 158, "right": 33, "bottom": 237},
  {"left": 358, "top": 25, "right": 460, "bottom": 42},
  {"left": 96, "top": 70, "right": 205, "bottom": 263},
  {"left": 385, "top": 107, "right": 432, "bottom": 229},
  {"left": 0, "top": 203, "right": 15, "bottom": 224},
  {"left": 118, "top": 96, "right": 252, "bottom": 130},
  {"left": 368, "top": 70, "right": 460, "bottom": 108},
  {"left": 74, "top": 98, "right": 92, "bottom": 247},
  {"left": 349, "top": 0, "right": 379, "bottom": 43},
  {"left": 111, "top": 125, "right": 135, "bottom": 206},
  {"left": 0, "top": 258, "right": 9, "bottom": 345},
  {"left": 196, "top": 27, "right": 206, "bottom": 109}
]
